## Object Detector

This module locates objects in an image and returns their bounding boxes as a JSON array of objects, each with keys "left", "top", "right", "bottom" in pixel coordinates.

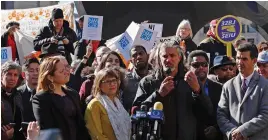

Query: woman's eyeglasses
[{"left": 101, "top": 79, "right": 118, "bottom": 84}]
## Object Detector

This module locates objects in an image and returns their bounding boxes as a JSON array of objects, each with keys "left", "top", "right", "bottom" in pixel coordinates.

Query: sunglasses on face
[
  {"left": 220, "top": 67, "right": 234, "bottom": 71},
  {"left": 191, "top": 62, "right": 208, "bottom": 68}
]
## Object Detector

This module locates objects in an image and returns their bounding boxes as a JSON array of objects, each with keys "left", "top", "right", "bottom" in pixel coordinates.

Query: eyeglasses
[
  {"left": 191, "top": 62, "right": 208, "bottom": 68},
  {"left": 220, "top": 67, "right": 234, "bottom": 71},
  {"left": 101, "top": 78, "right": 118, "bottom": 84},
  {"left": 180, "top": 28, "right": 190, "bottom": 31},
  {"left": 260, "top": 47, "right": 268, "bottom": 52},
  {"left": 257, "top": 63, "right": 268, "bottom": 68}
]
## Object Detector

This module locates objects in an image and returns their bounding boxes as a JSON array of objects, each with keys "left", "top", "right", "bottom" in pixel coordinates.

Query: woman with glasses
[
  {"left": 79, "top": 51, "right": 126, "bottom": 114},
  {"left": 84, "top": 67, "right": 131, "bottom": 140},
  {"left": 32, "top": 56, "right": 89, "bottom": 140},
  {"left": 175, "top": 19, "right": 197, "bottom": 58}
]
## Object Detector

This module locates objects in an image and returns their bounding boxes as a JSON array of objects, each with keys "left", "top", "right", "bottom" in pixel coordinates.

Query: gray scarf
[{"left": 97, "top": 94, "right": 131, "bottom": 140}]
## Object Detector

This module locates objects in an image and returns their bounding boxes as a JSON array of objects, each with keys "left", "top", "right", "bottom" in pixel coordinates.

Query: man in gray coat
[{"left": 217, "top": 43, "right": 268, "bottom": 140}]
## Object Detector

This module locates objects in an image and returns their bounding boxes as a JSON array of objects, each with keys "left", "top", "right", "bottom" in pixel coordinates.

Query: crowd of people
[{"left": 1, "top": 7, "right": 268, "bottom": 140}]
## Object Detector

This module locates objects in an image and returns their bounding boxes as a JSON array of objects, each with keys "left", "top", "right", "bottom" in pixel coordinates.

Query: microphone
[
  {"left": 164, "top": 67, "right": 172, "bottom": 76},
  {"left": 136, "top": 105, "right": 148, "bottom": 140},
  {"left": 150, "top": 102, "right": 164, "bottom": 140},
  {"left": 131, "top": 106, "right": 139, "bottom": 138},
  {"left": 146, "top": 107, "right": 153, "bottom": 140}
]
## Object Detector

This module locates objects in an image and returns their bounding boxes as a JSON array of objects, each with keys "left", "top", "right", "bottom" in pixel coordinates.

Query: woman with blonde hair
[
  {"left": 175, "top": 19, "right": 197, "bottom": 58},
  {"left": 32, "top": 55, "right": 89, "bottom": 140},
  {"left": 84, "top": 67, "right": 131, "bottom": 140}
]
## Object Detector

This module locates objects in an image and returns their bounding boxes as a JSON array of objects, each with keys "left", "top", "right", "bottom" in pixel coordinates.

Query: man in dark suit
[
  {"left": 217, "top": 43, "right": 268, "bottom": 140},
  {"left": 17, "top": 58, "right": 40, "bottom": 122},
  {"left": 187, "top": 50, "right": 223, "bottom": 140}
]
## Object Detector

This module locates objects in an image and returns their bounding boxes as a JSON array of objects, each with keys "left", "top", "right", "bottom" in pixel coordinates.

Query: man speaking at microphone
[{"left": 133, "top": 40, "right": 213, "bottom": 140}]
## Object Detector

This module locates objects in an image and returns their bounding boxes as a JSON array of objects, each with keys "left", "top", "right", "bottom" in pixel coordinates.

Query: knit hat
[{"left": 51, "top": 8, "right": 64, "bottom": 20}]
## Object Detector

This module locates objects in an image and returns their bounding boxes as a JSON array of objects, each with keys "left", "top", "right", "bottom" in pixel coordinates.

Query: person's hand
[
  {"left": 27, "top": 121, "right": 40, "bottom": 140},
  {"left": 231, "top": 129, "right": 245, "bottom": 140},
  {"left": 50, "top": 36, "right": 58, "bottom": 44},
  {"left": 86, "top": 41, "right": 93, "bottom": 57},
  {"left": 158, "top": 76, "right": 174, "bottom": 97},
  {"left": 204, "top": 126, "right": 218, "bottom": 140},
  {"left": 2, "top": 125, "right": 14, "bottom": 139},
  {"left": 184, "top": 71, "right": 200, "bottom": 93},
  {"left": 63, "top": 38, "right": 70, "bottom": 45}
]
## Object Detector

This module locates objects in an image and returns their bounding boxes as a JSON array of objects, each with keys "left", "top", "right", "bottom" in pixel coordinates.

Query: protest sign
[
  {"left": 126, "top": 21, "right": 158, "bottom": 53},
  {"left": 1, "top": 47, "right": 12, "bottom": 64},
  {"left": 14, "top": 30, "right": 35, "bottom": 64},
  {"left": 82, "top": 15, "right": 103, "bottom": 40},
  {"left": 141, "top": 23, "right": 163, "bottom": 38},
  {"left": 215, "top": 15, "right": 242, "bottom": 57},
  {"left": 1, "top": 2, "right": 75, "bottom": 37}
]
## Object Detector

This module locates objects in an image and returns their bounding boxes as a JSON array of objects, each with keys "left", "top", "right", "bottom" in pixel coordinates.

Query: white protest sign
[
  {"left": 14, "top": 30, "right": 35, "bottom": 64},
  {"left": 141, "top": 23, "right": 163, "bottom": 38},
  {"left": 1, "top": 47, "right": 12, "bottom": 64},
  {"left": 114, "top": 32, "right": 133, "bottom": 60},
  {"left": 126, "top": 21, "right": 158, "bottom": 53},
  {"left": 105, "top": 33, "right": 124, "bottom": 48},
  {"left": 82, "top": 15, "right": 103, "bottom": 40}
]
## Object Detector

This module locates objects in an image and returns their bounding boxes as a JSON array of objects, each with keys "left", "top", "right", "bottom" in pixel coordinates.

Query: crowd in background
[{"left": 1, "top": 7, "right": 268, "bottom": 140}]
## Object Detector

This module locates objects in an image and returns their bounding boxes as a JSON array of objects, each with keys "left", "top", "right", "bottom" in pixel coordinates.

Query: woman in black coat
[
  {"left": 32, "top": 55, "right": 89, "bottom": 140},
  {"left": 174, "top": 19, "right": 197, "bottom": 59}
]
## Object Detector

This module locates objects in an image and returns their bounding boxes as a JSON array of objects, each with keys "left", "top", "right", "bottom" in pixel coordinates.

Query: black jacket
[
  {"left": 32, "top": 87, "right": 90, "bottom": 140},
  {"left": 133, "top": 70, "right": 213, "bottom": 140},
  {"left": 17, "top": 84, "right": 36, "bottom": 122},
  {"left": 173, "top": 36, "right": 197, "bottom": 58},
  {"left": 198, "top": 37, "right": 236, "bottom": 68},
  {"left": 197, "top": 78, "right": 223, "bottom": 140},
  {"left": 33, "top": 20, "right": 77, "bottom": 64},
  {"left": 1, "top": 87, "right": 25, "bottom": 140}
]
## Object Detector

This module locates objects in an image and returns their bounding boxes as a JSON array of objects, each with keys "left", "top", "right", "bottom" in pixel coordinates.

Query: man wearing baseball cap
[
  {"left": 257, "top": 51, "right": 268, "bottom": 79},
  {"left": 208, "top": 55, "right": 237, "bottom": 84}
]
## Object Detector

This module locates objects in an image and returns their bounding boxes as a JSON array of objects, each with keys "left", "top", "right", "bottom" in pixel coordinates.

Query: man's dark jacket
[
  {"left": 197, "top": 78, "right": 223, "bottom": 140},
  {"left": 17, "top": 84, "right": 36, "bottom": 122},
  {"left": 33, "top": 20, "right": 77, "bottom": 64},
  {"left": 132, "top": 70, "right": 213, "bottom": 140}
]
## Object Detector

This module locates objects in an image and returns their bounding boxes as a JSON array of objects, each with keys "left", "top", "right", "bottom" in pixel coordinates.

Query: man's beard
[{"left": 136, "top": 63, "right": 147, "bottom": 71}]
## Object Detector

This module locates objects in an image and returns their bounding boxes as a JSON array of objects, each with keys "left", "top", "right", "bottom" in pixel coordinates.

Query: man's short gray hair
[{"left": 1, "top": 61, "right": 22, "bottom": 75}]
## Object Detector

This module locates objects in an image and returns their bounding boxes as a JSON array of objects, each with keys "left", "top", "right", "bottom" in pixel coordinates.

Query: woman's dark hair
[
  {"left": 6, "top": 21, "right": 20, "bottom": 29},
  {"left": 95, "top": 51, "right": 126, "bottom": 73}
]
